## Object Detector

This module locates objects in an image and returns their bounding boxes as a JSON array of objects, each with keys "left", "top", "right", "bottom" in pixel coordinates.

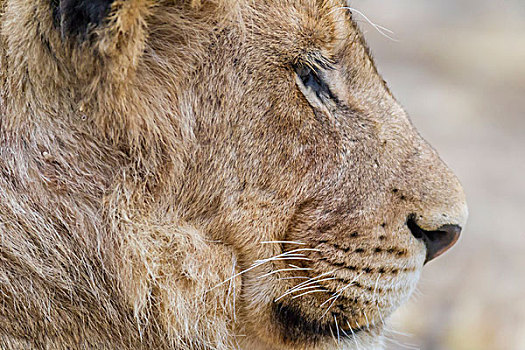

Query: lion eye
[{"left": 295, "top": 65, "right": 335, "bottom": 104}]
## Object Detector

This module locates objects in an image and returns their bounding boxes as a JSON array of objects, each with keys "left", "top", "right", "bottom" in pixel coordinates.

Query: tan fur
[{"left": 0, "top": 1, "right": 467, "bottom": 349}]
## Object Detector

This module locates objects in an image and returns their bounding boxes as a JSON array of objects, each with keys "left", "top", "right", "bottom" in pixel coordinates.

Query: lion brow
[{"left": 299, "top": 52, "right": 335, "bottom": 72}]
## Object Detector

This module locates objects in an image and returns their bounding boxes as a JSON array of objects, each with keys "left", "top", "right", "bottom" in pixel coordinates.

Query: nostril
[{"left": 407, "top": 216, "right": 462, "bottom": 264}]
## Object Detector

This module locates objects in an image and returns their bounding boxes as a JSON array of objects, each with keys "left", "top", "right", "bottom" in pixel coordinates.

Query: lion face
[
  {"left": 170, "top": 1, "right": 467, "bottom": 348},
  {"left": 0, "top": 0, "right": 467, "bottom": 349}
]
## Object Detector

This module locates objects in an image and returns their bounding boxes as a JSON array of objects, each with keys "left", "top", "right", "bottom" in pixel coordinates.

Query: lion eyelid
[{"left": 294, "top": 60, "right": 336, "bottom": 111}]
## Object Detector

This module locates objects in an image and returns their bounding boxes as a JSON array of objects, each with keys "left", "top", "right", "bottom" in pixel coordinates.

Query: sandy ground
[{"left": 350, "top": 1, "right": 525, "bottom": 349}]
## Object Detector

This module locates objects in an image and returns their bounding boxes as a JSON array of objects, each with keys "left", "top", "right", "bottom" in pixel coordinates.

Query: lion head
[{"left": 0, "top": 0, "right": 467, "bottom": 349}]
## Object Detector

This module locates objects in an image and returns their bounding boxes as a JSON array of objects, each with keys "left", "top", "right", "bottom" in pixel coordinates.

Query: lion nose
[{"left": 407, "top": 217, "right": 462, "bottom": 264}]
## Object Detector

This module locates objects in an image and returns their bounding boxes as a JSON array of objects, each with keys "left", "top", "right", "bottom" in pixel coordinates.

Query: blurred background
[{"left": 352, "top": 1, "right": 525, "bottom": 349}]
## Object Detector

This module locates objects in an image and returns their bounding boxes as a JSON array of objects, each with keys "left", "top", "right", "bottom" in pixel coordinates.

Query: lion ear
[
  {"left": 49, "top": 0, "right": 152, "bottom": 81},
  {"left": 51, "top": 0, "right": 151, "bottom": 57},
  {"left": 53, "top": 0, "right": 115, "bottom": 39}
]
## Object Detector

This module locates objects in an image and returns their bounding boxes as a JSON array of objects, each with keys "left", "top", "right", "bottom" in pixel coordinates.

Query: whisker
[
  {"left": 329, "top": 325, "right": 337, "bottom": 345},
  {"left": 283, "top": 276, "right": 338, "bottom": 297},
  {"left": 208, "top": 261, "right": 263, "bottom": 291},
  {"left": 320, "top": 272, "right": 363, "bottom": 308},
  {"left": 276, "top": 276, "right": 310, "bottom": 281},
  {"left": 274, "top": 285, "right": 324, "bottom": 302},
  {"left": 320, "top": 296, "right": 338, "bottom": 319},
  {"left": 376, "top": 302, "right": 386, "bottom": 327},
  {"left": 288, "top": 269, "right": 339, "bottom": 291},
  {"left": 334, "top": 314, "right": 340, "bottom": 343},
  {"left": 347, "top": 321, "right": 362, "bottom": 350},
  {"left": 261, "top": 240, "right": 306, "bottom": 245},
  {"left": 262, "top": 257, "right": 312, "bottom": 262},
  {"left": 254, "top": 247, "right": 319, "bottom": 262},
  {"left": 228, "top": 252, "right": 238, "bottom": 321},
  {"left": 330, "top": 5, "right": 399, "bottom": 42},
  {"left": 382, "top": 328, "right": 420, "bottom": 350},
  {"left": 375, "top": 23, "right": 395, "bottom": 35},
  {"left": 257, "top": 267, "right": 312, "bottom": 279},
  {"left": 340, "top": 326, "right": 350, "bottom": 339},
  {"left": 209, "top": 249, "right": 317, "bottom": 291},
  {"left": 363, "top": 310, "right": 370, "bottom": 330},
  {"left": 320, "top": 272, "right": 364, "bottom": 319},
  {"left": 385, "top": 328, "right": 414, "bottom": 338},
  {"left": 256, "top": 254, "right": 305, "bottom": 261},
  {"left": 372, "top": 273, "right": 382, "bottom": 302},
  {"left": 291, "top": 289, "right": 328, "bottom": 299},
  {"left": 292, "top": 276, "right": 338, "bottom": 289},
  {"left": 277, "top": 248, "right": 320, "bottom": 254}
]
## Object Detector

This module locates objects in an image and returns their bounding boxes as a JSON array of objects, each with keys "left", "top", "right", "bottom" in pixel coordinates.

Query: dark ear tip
[{"left": 51, "top": 0, "right": 115, "bottom": 39}]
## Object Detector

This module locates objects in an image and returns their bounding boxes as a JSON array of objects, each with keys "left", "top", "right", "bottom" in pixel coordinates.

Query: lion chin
[{"left": 0, "top": 0, "right": 467, "bottom": 349}]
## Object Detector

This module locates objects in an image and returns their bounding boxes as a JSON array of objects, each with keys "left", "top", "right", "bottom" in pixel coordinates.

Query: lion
[{"left": 0, "top": 0, "right": 468, "bottom": 349}]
